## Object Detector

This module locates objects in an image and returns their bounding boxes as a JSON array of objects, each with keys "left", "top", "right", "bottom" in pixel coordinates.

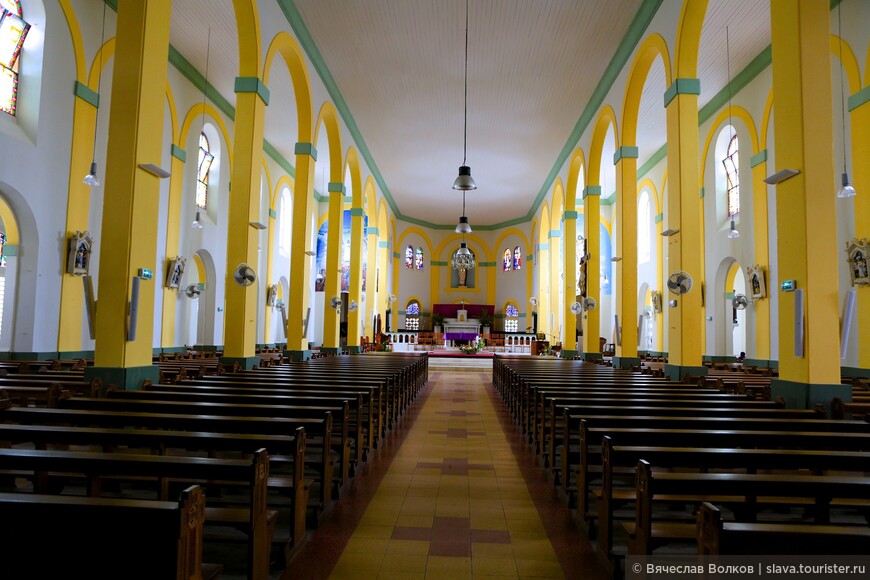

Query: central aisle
[{"left": 287, "top": 368, "right": 606, "bottom": 579}]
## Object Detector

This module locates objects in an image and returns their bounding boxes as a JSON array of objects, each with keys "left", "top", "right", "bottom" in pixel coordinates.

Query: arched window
[
  {"left": 723, "top": 132, "right": 739, "bottom": 217},
  {"left": 415, "top": 247, "right": 424, "bottom": 270},
  {"left": 405, "top": 300, "right": 420, "bottom": 330},
  {"left": 0, "top": 1, "right": 29, "bottom": 116},
  {"left": 196, "top": 132, "right": 213, "bottom": 209},
  {"left": 638, "top": 190, "right": 651, "bottom": 264},
  {"left": 404, "top": 245, "right": 413, "bottom": 269},
  {"left": 513, "top": 246, "right": 522, "bottom": 270},
  {"left": 278, "top": 188, "right": 291, "bottom": 256},
  {"left": 503, "top": 248, "right": 512, "bottom": 271},
  {"left": 504, "top": 303, "right": 519, "bottom": 332}
]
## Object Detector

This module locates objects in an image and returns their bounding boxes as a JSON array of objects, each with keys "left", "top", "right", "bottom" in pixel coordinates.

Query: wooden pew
[
  {"left": 0, "top": 384, "right": 70, "bottom": 407},
  {"left": 0, "top": 485, "right": 215, "bottom": 580},
  {"left": 697, "top": 502, "right": 870, "bottom": 556},
  {"left": 597, "top": 437, "right": 870, "bottom": 563},
  {"left": 0, "top": 448, "right": 273, "bottom": 580},
  {"left": 627, "top": 459, "right": 870, "bottom": 556}
]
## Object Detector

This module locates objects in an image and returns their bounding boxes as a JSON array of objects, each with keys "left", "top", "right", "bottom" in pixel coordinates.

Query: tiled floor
[{"left": 285, "top": 368, "right": 607, "bottom": 579}]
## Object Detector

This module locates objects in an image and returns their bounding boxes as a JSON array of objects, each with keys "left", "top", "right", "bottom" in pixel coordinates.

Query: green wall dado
[{"left": 84, "top": 365, "right": 161, "bottom": 390}]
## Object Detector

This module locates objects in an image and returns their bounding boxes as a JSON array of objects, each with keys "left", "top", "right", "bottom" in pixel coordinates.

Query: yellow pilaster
[
  {"left": 664, "top": 88, "right": 705, "bottom": 380},
  {"left": 347, "top": 206, "right": 364, "bottom": 350},
  {"left": 286, "top": 145, "right": 316, "bottom": 358},
  {"left": 562, "top": 211, "right": 577, "bottom": 353},
  {"left": 582, "top": 189, "right": 602, "bottom": 357},
  {"left": 850, "top": 100, "right": 870, "bottom": 369},
  {"left": 263, "top": 209, "right": 275, "bottom": 344},
  {"left": 57, "top": 91, "right": 98, "bottom": 355},
  {"left": 321, "top": 184, "right": 344, "bottom": 350},
  {"left": 378, "top": 242, "right": 390, "bottom": 331},
  {"left": 750, "top": 160, "right": 771, "bottom": 361},
  {"left": 221, "top": 83, "right": 267, "bottom": 368},
  {"left": 537, "top": 244, "right": 549, "bottom": 339},
  {"left": 160, "top": 152, "right": 185, "bottom": 348},
  {"left": 364, "top": 226, "right": 378, "bottom": 339},
  {"left": 548, "top": 231, "right": 559, "bottom": 340},
  {"left": 614, "top": 150, "right": 639, "bottom": 367},
  {"left": 88, "top": 0, "right": 171, "bottom": 387}
]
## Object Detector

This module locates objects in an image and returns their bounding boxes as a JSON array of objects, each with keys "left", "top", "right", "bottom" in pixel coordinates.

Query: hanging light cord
[
  {"left": 91, "top": 1, "right": 107, "bottom": 164},
  {"left": 462, "top": 0, "right": 469, "bottom": 165},
  {"left": 200, "top": 28, "right": 211, "bottom": 135},
  {"left": 726, "top": 26, "right": 733, "bottom": 141},
  {"left": 462, "top": 190, "right": 466, "bottom": 216},
  {"left": 837, "top": 5, "right": 847, "bottom": 173}
]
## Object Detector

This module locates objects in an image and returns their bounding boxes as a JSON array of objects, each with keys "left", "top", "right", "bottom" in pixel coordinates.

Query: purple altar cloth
[{"left": 444, "top": 332, "right": 478, "bottom": 341}]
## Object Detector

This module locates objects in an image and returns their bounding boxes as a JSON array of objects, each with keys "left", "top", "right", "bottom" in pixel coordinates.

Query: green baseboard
[
  {"left": 219, "top": 356, "right": 260, "bottom": 370},
  {"left": 612, "top": 356, "right": 641, "bottom": 370},
  {"left": 580, "top": 352, "right": 603, "bottom": 360},
  {"left": 58, "top": 350, "right": 95, "bottom": 360},
  {"left": 771, "top": 379, "right": 851, "bottom": 412},
  {"left": 664, "top": 364, "right": 708, "bottom": 382},
  {"left": 344, "top": 346, "right": 363, "bottom": 354},
  {"left": 840, "top": 366, "right": 870, "bottom": 379},
  {"left": 320, "top": 347, "right": 341, "bottom": 355},
  {"left": 84, "top": 365, "right": 161, "bottom": 390},
  {"left": 9, "top": 351, "right": 59, "bottom": 361},
  {"left": 285, "top": 350, "right": 312, "bottom": 362}
]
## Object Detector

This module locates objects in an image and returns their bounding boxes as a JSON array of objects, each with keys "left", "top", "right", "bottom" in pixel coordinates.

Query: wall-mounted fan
[
  {"left": 388, "top": 294, "right": 397, "bottom": 303},
  {"left": 233, "top": 263, "right": 256, "bottom": 287},
  {"left": 667, "top": 271, "right": 693, "bottom": 295},
  {"left": 348, "top": 300, "right": 359, "bottom": 312},
  {"left": 329, "top": 296, "right": 342, "bottom": 310},
  {"left": 569, "top": 302, "right": 583, "bottom": 315},
  {"left": 583, "top": 297, "right": 597, "bottom": 311},
  {"left": 731, "top": 293, "right": 749, "bottom": 310},
  {"left": 184, "top": 283, "right": 201, "bottom": 299},
  {"left": 529, "top": 296, "right": 538, "bottom": 307}
]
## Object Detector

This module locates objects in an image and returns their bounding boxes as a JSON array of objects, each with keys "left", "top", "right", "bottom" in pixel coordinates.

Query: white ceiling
[{"left": 168, "top": 0, "right": 773, "bottom": 228}]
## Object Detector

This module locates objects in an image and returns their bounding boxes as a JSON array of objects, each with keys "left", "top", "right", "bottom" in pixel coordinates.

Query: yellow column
[
  {"left": 346, "top": 205, "right": 364, "bottom": 352},
  {"left": 378, "top": 241, "right": 390, "bottom": 331},
  {"left": 220, "top": 78, "right": 268, "bottom": 369},
  {"left": 561, "top": 211, "right": 578, "bottom": 356},
  {"left": 263, "top": 208, "right": 276, "bottom": 345},
  {"left": 748, "top": 155, "right": 771, "bottom": 363},
  {"left": 160, "top": 150, "right": 186, "bottom": 349},
  {"left": 613, "top": 148, "right": 640, "bottom": 368},
  {"left": 769, "top": 0, "right": 848, "bottom": 407},
  {"left": 850, "top": 99, "right": 870, "bottom": 370},
  {"left": 548, "top": 231, "right": 559, "bottom": 340},
  {"left": 363, "top": 225, "right": 378, "bottom": 339},
  {"left": 84, "top": 0, "right": 171, "bottom": 388},
  {"left": 581, "top": 187, "right": 602, "bottom": 358},
  {"left": 664, "top": 79, "right": 706, "bottom": 381},
  {"left": 321, "top": 183, "right": 344, "bottom": 353},
  {"left": 537, "top": 243, "right": 549, "bottom": 340},
  {"left": 286, "top": 144, "right": 316, "bottom": 360}
]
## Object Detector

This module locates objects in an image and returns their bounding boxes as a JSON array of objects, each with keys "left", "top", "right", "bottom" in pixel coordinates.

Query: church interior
[{"left": 0, "top": 0, "right": 868, "bottom": 578}]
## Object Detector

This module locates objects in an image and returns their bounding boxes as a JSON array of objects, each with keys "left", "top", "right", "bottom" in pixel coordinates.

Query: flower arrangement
[{"left": 459, "top": 335, "right": 484, "bottom": 354}]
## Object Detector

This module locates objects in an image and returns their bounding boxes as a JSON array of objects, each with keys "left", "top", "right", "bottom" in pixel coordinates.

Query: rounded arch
[
  {"left": 433, "top": 232, "right": 493, "bottom": 263},
  {"left": 314, "top": 102, "right": 343, "bottom": 184},
  {"left": 621, "top": 33, "right": 673, "bottom": 147},
  {"left": 565, "top": 147, "right": 586, "bottom": 209},
  {"left": 263, "top": 31, "right": 313, "bottom": 142},
  {"left": 760, "top": 89, "right": 775, "bottom": 149},
  {"left": 179, "top": 104, "right": 234, "bottom": 172},
  {"left": 397, "top": 226, "right": 435, "bottom": 257},
  {"left": 58, "top": 0, "right": 86, "bottom": 82},
  {"left": 364, "top": 177, "right": 377, "bottom": 219},
  {"left": 232, "top": 0, "right": 262, "bottom": 78},
  {"left": 192, "top": 248, "right": 217, "bottom": 346},
  {"left": 830, "top": 34, "right": 862, "bottom": 95},
  {"left": 344, "top": 147, "right": 363, "bottom": 208},
  {"left": 700, "top": 105, "right": 759, "bottom": 187},
  {"left": 637, "top": 177, "right": 660, "bottom": 213},
  {"left": 165, "top": 82, "right": 179, "bottom": 145},
  {"left": 86, "top": 37, "right": 115, "bottom": 90},
  {"left": 493, "top": 227, "right": 531, "bottom": 258},
  {"left": 587, "top": 105, "right": 619, "bottom": 186},
  {"left": 271, "top": 175, "right": 294, "bottom": 212},
  {"left": 673, "top": 0, "right": 709, "bottom": 79}
]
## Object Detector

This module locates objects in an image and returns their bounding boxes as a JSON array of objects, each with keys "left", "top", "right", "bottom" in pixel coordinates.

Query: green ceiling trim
[
  {"left": 294, "top": 142, "right": 318, "bottom": 161},
  {"left": 848, "top": 85, "right": 870, "bottom": 111},
  {"left": 168, "top": 45, "right": 235, "bottom": 120},
  {"left": 234, "top": 77, "right": 270, "bottom": 105},
  {"left": 279, "top": 0, "right": 400, "bottom": 219},
  {"left": 170, "top": 144, "right": 187, "bottom": 163},
  {"left": 523, "top": 0, "right": 663, "bottom": 224},
  {"left": 601, "top": 194, "right": 616, "bottom": 206},
  {"left": 328, "top": 182, "right": 346, "bottom": 194},
  {"left": 613, "top": 146, "right": 639, "bottom": 164},
  {"left": 663, "top": 78, "right": 701, "bottom": 107},
  {"left": 637, "top": 144, "right": 667, "bottom": 178},
  {"left": 750, "top": 149, "right": 768, "bottom": 167},
  {"left": 263, "top": 140, "right": 295, "bottom": 178},
  {"left": 699, "top": 45, "right": 771, "bottom": 124},
  {"left": 654, "top": 213, "right": 663, "bottom": 223},
  {"left": 73, "top": 81, "right": 99, "bottom": 107},
  {"left": 582, "top": 186, "right": 602, "bottom": 199}
]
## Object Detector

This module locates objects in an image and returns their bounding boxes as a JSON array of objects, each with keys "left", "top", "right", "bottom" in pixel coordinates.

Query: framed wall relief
[
  {"left": 165, "top": 256, "right": 186, "bottom": 290},
  {"left": 267, "top": 283, "right": 278, "bottom": 306},
  {"left": 650, "top": 290, "right": 662, "bottom": 313},
  {"left": 846, "top": 238, "right": 869, "bottom": 286},
  {"left": 67, "top": 231, "right": 93, "bottom": 276},
  {"left": 746, "top": 264, "right": 767, "bottom": 300}
]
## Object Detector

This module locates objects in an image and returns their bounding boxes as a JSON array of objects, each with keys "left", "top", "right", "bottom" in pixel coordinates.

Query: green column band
[
  {"left": 431, "top": 261, "right": 448, "bottom": 266},
  {"left": 654, "top": 213, "right": 663, "bottom": 224},
  {"left": 328, "top": 182, "right": 346, "bottom": 194},
  {"left": 378, "top": 241, "right": 389, "bottom": 248},
  {"left": 750, "top": 149, "right": 768, "bottom": 167},
  {"left": 268, "top": 208, "right": 277, "bottom": 219},
  {"left": 170, "top": 144, "right": 186, "bottom": 162},
  {"left": 549, "top": 230, "right": 561, "bottom": 238},
  {"left": 73, "top": 81, "right": 99, "bottom": 107},
  {"left": 234, "top": 77, "right": 270, "bottom": 105},
  {"left": 700, "top": 187, "right": 705, "bottom": 199},
  {"left": 663, "top": 78, "right": 701, "bottom": 107},
  {"left": 479, "top": 262, "right": 496, "bottom": 267},
  {"left": 848, "top": 85, "right": 870, "bottom": 111},
  {"left": 613, "top": 146, "right": 639, "bottom": 164},
  {"left": 537, "top": 243, "right": 549, "bottom": 251},
  {"left": 350, "top": 208, "right": 364, "bottom": 216},
  {"left": 294, "top": 142, "right": 318, "bottom": 161},
  {"left": 366, "top": 227, "right": 379, "bottom": 236},
  {"left": 392, "top": 251, "right": 401, "bottom": 259},
  {"left": 582, "top": 186, "right": 602, "bottom": 199},
  {"left": 563, "top": 210, "right": 579, "bottom": 220}
]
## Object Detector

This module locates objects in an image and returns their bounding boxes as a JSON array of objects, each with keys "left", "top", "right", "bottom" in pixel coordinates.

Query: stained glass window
[
  {"left": 196, "top": 132, "right": 213, "bottom": 209},
  {"left": 405, "top": 245, "right": 413, "bottom": 269},
  {"left": 0, "top": 231, "right": 6, "bottom": 267},
  {"left": 723, "top": 132, "right": 739, "bottom": 217},
  {"left": 503, "top": 249, "right": 512, "bottom": 271},
  {"left": 504, "top": 303, "right": 519, "bottom": 332},
  {"left": 638, "top": 191, "right": 650, "bottom": 264},
  {"left": 513, "top": 247, "right": 522, "bottom": 270},
  {"left": 405, "top": 300, "right": 420, "bottom": 330},
  {"left": 0, "top": 2, "right": 29, "bottom": 116},
  {"left": 415, "top": 247, "right": 424, "bottom": 270}
]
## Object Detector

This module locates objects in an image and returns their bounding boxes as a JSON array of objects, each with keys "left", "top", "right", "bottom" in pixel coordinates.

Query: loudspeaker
[
  {"left": 793, "top": 289, "right": 804, "bottom": 358},
  {"left": 614, "top": 315, "right": 622, "bottom": 347},
  {"left": 280, "top": 305, "right": 289, "bottom": 339},
  {"left": 82, "top": 276, "right": 96, "bottom": 340},
  {"left": 840, "top": 290, "right": 857, "bottom": 359},
  {"left": 637, "top": 315, "right": 644, "bottom": 348},
  {"left": 128, "top": 276, "right": 140, "bottom": 342},
  {"left": 302, "top": 306, "right": 311, "bottom": 339}
]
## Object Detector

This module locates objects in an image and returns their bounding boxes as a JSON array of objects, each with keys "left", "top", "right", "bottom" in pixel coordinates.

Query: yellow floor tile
[
  {"left": 395, "top": 514, "right": 434, "bottom": 528},
  {"left": 471, "top": 542, "right": 514, "bottom": 559},
  {"left": 387, "top": 539, "right": 432, "bottom": 555},
  {"left": 515, "top": 558, "right": 565, "bottom": 578},
  {"left": 352, "top": 524, "right": 394, "bottom": 540},
  {"left": 342, "top": 537, "right": 390, "bottom": 555},
  {"left": 425, "top": 556, "right": 473, "bottom": 578},
  {"left": 378, "top": 553, "right": 429, "bottom": 574},
  {"left": 472, "top": 556, "right": 520, "bottom": 577}
]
